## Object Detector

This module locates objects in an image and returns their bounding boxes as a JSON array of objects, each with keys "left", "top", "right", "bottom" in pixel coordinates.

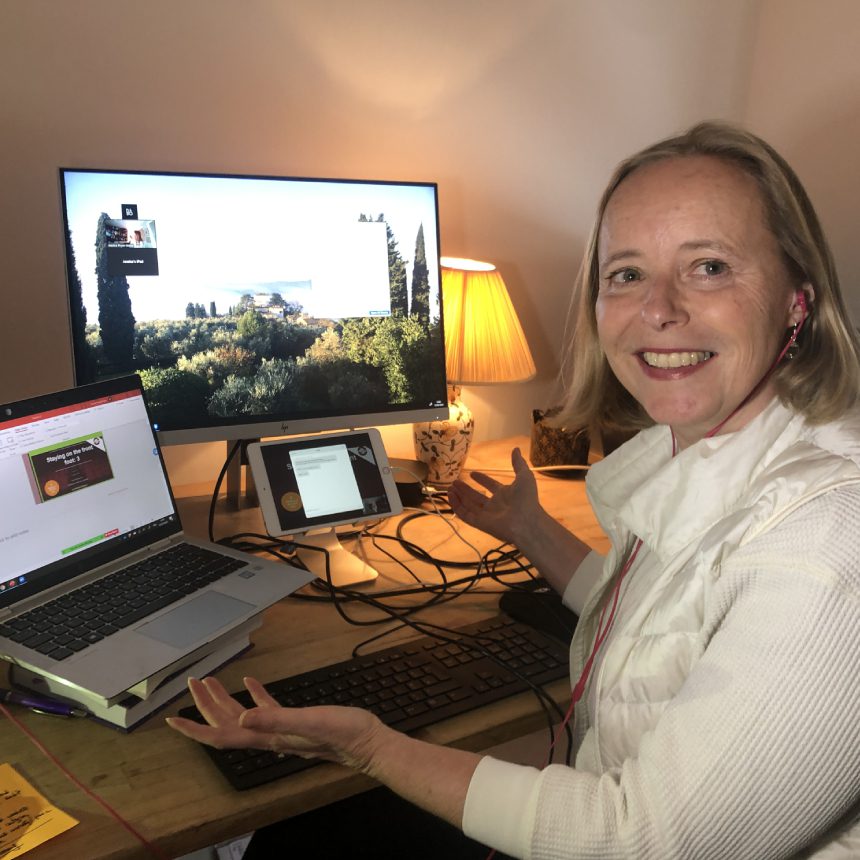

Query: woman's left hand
[{"left": 166, "top": 676, "right": 385, "bottom": 773}]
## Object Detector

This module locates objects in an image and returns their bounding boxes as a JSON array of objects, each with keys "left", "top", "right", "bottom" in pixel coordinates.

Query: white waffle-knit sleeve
[
  {"left": 561, "top": 550, "right": 605, "bottom": 615},
  {"left": 463, "top": 484, "right": 860, "bottom": 859}
]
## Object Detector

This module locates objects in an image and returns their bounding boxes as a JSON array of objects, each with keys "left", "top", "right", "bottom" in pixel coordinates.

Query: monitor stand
[
  {"left": 295, "top": 529, "right": 379, "bottom": 588},
  {"left": 225, "top": 440, "right": 259, "bottom": 509}
]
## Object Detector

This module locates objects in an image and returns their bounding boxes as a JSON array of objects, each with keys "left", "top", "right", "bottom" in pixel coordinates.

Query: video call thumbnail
[
  {"left": 105, "top": 217, "right": 159, "bottom": 276},
  {"left": 27, "top": 432, "right": 114, "bottom": 503}
]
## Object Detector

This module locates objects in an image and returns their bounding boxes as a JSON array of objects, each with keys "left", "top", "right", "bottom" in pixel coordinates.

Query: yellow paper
[{"left": 0, "top": 763, "right": 78, "bottom": 858}]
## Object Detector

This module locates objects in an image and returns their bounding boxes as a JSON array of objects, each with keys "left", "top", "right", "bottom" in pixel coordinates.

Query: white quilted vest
[{"left": 570, "top": 399, "right": 860, "bottom": 779}]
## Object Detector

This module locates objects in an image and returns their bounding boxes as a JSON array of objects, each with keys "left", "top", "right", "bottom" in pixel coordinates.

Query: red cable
[
  {"left": 487, "top": 313, "right": 810, "bottom": 858},
  {"left": 0, "top": 702, "right": 169, "bottom": 859},
  {"left": 543, "top": 537, "right": 643, "bottom": 766},
  {"left": 543, "top": 312, "right": 807, "bottom": 766},
  {"left": 484, "top": 541, "right": 644, "bottom": 860},
  {"left": 705, "top": 313, "right": 805, "bottom": 438}
]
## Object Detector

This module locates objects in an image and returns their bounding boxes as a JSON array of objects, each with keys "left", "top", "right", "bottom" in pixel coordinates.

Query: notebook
[{"left": 0, "top": 375, "right": 313, "bottom": 704}]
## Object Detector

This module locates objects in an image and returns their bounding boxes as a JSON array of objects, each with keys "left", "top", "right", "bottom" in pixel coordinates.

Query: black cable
[
  {"left": 206, "top": 484, "right": 574, "bottom": 762},
  {"left": 289, "top": 541, "right": 572, "bottom": 762},
  {"left": 348, "top": 620, "right": 412, "bottom": 653},
  {"left": 208, "top": 440, "right": 243, "bottom": 543},
  {"left": 395, "top": 510, "right": 502, "bottom": 570},
  {"left": 214, "top": 507, "right": 531, "bottom": 595},
  {"left": 217, "top": 528, "right": 538, "bottom": 608},
  {"left": 342, "top": 593, "right": 573, "bottom": 762}
]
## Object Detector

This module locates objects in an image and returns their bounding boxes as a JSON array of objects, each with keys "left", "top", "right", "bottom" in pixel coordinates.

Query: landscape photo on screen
[{"left": 62, "top": 171, "right": 447, "bottom": 431}]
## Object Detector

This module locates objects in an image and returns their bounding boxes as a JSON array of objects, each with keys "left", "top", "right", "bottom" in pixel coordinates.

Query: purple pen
[{"left": 0, "top": 688, "right": 88, "bottom": 717}]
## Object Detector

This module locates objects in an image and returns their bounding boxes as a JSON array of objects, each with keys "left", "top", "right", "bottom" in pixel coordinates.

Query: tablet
[{"left": 247, "top": 428, "right": 402, "bottom": 546}]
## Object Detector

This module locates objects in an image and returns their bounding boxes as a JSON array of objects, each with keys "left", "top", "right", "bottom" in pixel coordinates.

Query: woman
[{"left": 167, "top": 122, "right": 860, "bottom": 859}]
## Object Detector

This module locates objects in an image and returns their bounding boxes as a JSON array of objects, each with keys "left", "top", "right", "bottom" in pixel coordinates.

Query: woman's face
[{"left": 595, "top": 155, "right": 806, "bottom": 449}]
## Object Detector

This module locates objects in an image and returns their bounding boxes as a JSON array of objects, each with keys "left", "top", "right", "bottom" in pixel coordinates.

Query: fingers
[
  {"left": 165, "top": 714, "right": 204, "bottom": 739},
  {"left": 165, "top": 708, "right": 255, "bottom": 750},
  {"left": 165, "top": 714, "right": 228, "bottom": 745},
  {"left": 470, "top": 471, "right": 503, "bottom": 493},
  {"left": 245, "top": 676, "right": 280, "bottom": 709},
  {"left": 449, "top": 480, "right": 488, "bottom": 508},
  {"left": 511, "top": 448, "right": 537, "bottom": 487},
  {"left": 454, "top": 450, "right": 530, "bottom": 494},
  {"left": 188, "top": 676, "right": 245, "bottom": 726},
  {"left": 512, "top": 447, "right": 527, "bottom": 471},
  {"left": 166, "top": 676, "right": 283, "bottom": 751},
  {"left": 166, "top": 676, "right": 384, "bottom": 770}
]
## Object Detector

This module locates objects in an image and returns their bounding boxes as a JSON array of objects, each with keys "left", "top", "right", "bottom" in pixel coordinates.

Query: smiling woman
[
  {"left": 169, "top": 123, "right": 860, "bottom": 860},
  {"left": 593, "top": 154, "right": 807, "bottom": 448},
  {"left": 556, "top": 121, "right": 860, "bottom": 443}
]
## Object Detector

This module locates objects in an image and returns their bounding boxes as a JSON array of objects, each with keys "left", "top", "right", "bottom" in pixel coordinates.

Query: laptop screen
[{"left": 0, "top": 377, "right": 178, "bottom": 608}]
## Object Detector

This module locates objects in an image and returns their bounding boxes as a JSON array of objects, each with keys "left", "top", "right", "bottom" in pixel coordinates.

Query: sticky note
[{"left": 0, "top": 762, "right": 78, "bottom": 858}]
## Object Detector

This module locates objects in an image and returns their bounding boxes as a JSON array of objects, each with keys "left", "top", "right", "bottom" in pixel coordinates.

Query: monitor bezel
[{"left": 58, "top": 166, "right": 450, "bottom": 446}]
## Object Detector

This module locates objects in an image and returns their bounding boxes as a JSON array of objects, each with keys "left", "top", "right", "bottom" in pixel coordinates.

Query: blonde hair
[{"left": 556, "top": 120, "right": 860, "bottom": 434}]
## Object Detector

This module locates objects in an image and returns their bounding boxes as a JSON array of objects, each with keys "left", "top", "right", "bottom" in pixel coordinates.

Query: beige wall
[
  {"left": 744, "top": 0, "right": 860, "bottom": 320},
  {"left": 1, "top": 0, "right": 856, "bottom": 483}
]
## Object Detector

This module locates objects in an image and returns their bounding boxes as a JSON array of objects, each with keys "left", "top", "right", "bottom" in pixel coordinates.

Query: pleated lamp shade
[
  {"left": 440, "top": 257, "right": 536, "bottom": 384},
  {"left": 412, "top": 257, "right": 536, "bottom": 487}
]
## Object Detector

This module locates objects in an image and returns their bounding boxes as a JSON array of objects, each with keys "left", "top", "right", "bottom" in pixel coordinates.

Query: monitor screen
[{"left": 59, "top": 168, "right": 449, "bottom": 444}]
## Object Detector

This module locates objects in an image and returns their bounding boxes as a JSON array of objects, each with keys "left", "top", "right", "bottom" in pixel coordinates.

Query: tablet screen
[{"left": 250, "top": 431, "right": 399, "bottom": 535}]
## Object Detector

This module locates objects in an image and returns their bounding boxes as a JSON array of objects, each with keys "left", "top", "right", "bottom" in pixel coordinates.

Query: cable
[
  {"left": 284, "top": 541, "right": 573, "bottom": 763},
  {"left": 341, "top": 594, "right": 571, "bottom": 759},
  {"left": 208, "top": 440, "right": 243, "bottom": 543},
  {"left": 0, "top": 703, "right": 170, "bottom": 859},
  {"left": 205, "top": 454, "right": 574, "bottom": 759}
]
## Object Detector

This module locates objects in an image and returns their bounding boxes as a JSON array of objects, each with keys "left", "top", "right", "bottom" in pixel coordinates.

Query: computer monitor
[{"left": 58, "top": 168, "right": 449, "bottom": 447}]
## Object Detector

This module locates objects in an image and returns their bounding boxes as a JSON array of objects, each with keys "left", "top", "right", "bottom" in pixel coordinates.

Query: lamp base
[{"left": 412, "top": 385, "right": 475, "bottom": 488}]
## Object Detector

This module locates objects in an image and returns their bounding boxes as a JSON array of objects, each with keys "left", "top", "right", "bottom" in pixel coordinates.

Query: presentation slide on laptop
[
  {"left": 27, "top": 432, "right": 114, "bottom": 503},
  {"left": 0, "top": 390, "right": 175, "bottom": 590}
]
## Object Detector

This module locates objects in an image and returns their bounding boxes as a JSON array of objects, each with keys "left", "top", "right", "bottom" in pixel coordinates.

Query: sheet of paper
[{"left": 0, "top": 763, "right": 78, "bottom": 858}]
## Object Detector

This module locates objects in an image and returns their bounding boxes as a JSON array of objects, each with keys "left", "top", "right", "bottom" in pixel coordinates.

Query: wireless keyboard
[{"left": 179, "top": 614, "right": 571, "bottom": 790}]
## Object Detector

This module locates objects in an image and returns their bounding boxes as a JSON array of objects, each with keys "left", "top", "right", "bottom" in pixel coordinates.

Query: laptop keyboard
[
  {"left": 179, "top": 615, "right": 570, "bottom": 791},
  {"left": 0, "top": 544, "right": 245, "bottom": 660}
]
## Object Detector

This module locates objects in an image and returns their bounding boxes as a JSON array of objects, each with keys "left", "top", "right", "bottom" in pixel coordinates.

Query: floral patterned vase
[{"left": 412, "top": 385, "right": 475, "bottom": 487}]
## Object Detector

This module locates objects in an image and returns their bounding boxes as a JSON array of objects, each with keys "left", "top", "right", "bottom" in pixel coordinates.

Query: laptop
[{"left": 0, "top": 375, "right": 314, "bottom": 703}]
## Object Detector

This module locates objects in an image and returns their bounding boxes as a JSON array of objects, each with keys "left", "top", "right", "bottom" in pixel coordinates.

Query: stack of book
[{"left": 9, "top": 619, "right": 257, "bottom": 731}]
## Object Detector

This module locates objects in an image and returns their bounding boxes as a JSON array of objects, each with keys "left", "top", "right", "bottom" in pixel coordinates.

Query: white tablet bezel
[{"left": 246, "top": 428, "right": 403, "bottom": 539}]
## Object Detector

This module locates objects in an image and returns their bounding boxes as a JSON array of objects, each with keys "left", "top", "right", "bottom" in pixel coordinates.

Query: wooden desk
[{"left": 0, "top": 437, "right": 607, "bottom": 859}]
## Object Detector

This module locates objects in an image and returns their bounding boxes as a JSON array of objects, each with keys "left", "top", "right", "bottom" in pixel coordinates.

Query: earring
[{"left": 786, "top": 323, "right": 800, "bottom": 360}]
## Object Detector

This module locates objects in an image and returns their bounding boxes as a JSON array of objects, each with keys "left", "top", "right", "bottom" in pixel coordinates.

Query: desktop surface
[{"left": 0, "top": 436, "right": 608, "bottom": 860}]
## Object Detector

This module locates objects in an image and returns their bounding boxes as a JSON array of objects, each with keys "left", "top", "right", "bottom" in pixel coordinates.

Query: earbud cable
[
  {"left": 542, "top": 313, "right": 807, "bottom": 768},
  {"left": 0, "top": 702, "right": 169, "bottom": 858}
]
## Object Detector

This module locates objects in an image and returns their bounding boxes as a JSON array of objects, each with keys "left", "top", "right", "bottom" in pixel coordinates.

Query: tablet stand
[{"left": 294, "top": 529, "right": 379, "bottom": 588}]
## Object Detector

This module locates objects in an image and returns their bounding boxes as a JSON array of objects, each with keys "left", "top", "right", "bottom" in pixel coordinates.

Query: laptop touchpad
[{"left": 136, "top": 592, "right": 254, "bottom": 649}]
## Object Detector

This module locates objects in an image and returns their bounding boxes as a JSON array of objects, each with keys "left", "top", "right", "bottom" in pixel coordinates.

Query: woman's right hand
[
  {"left": 447, "top": 447, "right": 541, "bottom": 547},
  {"left": 167, "top": 676, "right": 385, "bottom": 773}
]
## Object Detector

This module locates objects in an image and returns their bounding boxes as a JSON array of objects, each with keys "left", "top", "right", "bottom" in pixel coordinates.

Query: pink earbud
[{"left": 796, "top": 289, "right": 809, "bottom": 320}]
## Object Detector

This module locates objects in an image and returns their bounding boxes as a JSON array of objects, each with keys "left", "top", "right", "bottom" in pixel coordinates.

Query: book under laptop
[{"left": 0, "top": 375, "right": 313, "bottom": 705}]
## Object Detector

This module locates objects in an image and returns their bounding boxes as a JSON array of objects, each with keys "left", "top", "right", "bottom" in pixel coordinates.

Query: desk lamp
[{"left": 414, "top": 257, "right": 536, "bottom": 486}]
